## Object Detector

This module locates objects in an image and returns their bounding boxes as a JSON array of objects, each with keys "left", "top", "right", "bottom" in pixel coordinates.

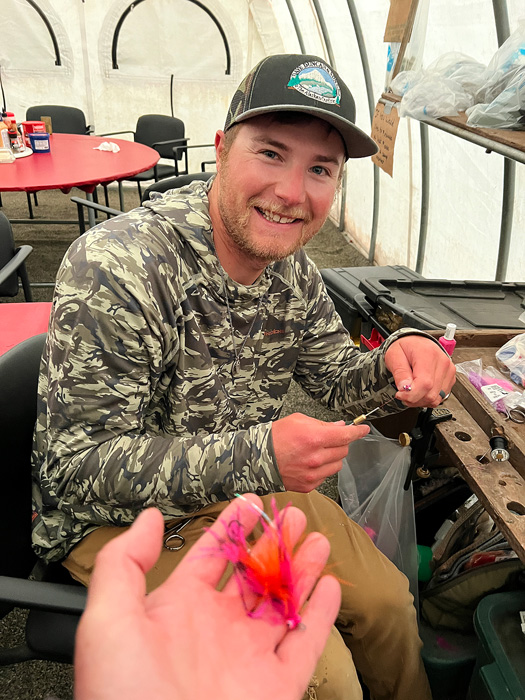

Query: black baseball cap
[{"left": 224, "top": 54, "right": 378, "bottom": 159}]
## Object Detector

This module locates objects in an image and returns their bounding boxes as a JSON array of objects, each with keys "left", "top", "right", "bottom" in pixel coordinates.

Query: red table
[
  {"left": 0, "top": 302, "right": 52, "bottom": 356},
  {"left": 0, "top": 133, "right": 159, "bottom": 226},
  {"left": 0, "top": 133, "right": 159, "bottom": 195}
]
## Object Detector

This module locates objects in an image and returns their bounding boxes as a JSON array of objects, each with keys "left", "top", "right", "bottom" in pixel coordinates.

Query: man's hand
[
  {"left": 75, "top": 495, "right": 341, "bottom": 700},
  {"left": 384, "top": 335, "right": 456, "bottom": 407},
  {"left": 272, "top": 413, "right": 370, "bottom": 492}
]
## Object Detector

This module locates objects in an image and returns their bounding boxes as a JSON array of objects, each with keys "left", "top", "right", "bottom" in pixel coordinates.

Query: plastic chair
[
  {"left": 24, "top": 105, "right": 94, "bottom": 218},
  {"left": 0, "top": 334, "right": 87, "bottom": 666},
  {"left": 100, "top": 115, "right": 213, "bottom": 201},
  {"left": 71, "top": 172, "right": 213, "bottom": 235},
  {"left": 0, "top": 211, "right": 33, "bottom": 301}
]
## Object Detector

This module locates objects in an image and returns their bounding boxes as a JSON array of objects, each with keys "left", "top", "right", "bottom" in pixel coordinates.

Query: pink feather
[{"left": 206, "top": 497, "right": 303, "bottom": 629}]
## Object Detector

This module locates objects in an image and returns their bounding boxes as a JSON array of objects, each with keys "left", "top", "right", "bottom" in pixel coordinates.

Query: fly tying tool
[
  {"left": 351, "top": 385, "right": 412, "bottom": 425},
  {"left": 163, "top": 517, "right": 193, "bottom": 551}
]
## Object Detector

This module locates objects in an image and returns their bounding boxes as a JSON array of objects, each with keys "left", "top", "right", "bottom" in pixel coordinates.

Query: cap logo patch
[{"left": 287, "top": 61, "right": 341, "bottom": 105}]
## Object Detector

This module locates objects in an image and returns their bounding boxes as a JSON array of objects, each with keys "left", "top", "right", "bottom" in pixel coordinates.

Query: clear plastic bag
[
  {"left": 466, "top": 68, "right": 525, "bottom": 130},
  {"left": 338, "top": 427, "right": 418, "bottom": 604},
  {"left": 399, "top": 76, "right": 473, "bottom": 118},
  {"left": 426, "top": 53, "right": 486, "bottom": 100},
  {"left": 384, "top": 0, "right": 430, "bottom": 89},
  {"left": 391, "top": 52, "right": 486, "bottom": 120},
  {"left": 455, "top": 358, "right": 524, "bottom": 414},
  {"left": 475, "top": 21, "right": 525, "bottom": 105},
  {"left": 495, "top": 333, "right": 525, "bottom": 387},
  {"left": 466, "top": 21, "right": 525, "bottom": 130}
]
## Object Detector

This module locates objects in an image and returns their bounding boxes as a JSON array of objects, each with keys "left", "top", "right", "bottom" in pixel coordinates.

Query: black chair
[
  {"left": 0, "top": 211, "right": 33, "bottom": 301},
  {"left": 0, "top": 334, "right": 87, "bottom": 666},
  {"left": 71, "top": 172, "right": 213, "bottom": 235},
  {"left": 100, "top": 114, "right": 213, "bottom": 201},
  {"left": 24, "top": 105, "right": 93, "bottom": 218},
  {"left": 25, "top": 105, "right": 92, "bottom": 136}
]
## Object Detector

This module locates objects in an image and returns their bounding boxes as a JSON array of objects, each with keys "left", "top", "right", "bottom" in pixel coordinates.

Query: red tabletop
[
  {"left": 0, "top": 134, "right": 159, "bottom": 194},
  {"left": 0, "top": 302, "right": 52, "bottom": 356}
]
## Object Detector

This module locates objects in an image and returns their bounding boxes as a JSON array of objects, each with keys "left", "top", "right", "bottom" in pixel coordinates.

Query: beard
[{"left": 219, "top": 197, "right": 319, "bottom": 265}]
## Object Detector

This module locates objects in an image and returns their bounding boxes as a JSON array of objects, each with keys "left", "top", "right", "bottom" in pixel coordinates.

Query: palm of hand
[{"left": 75, "top": 501, "right": 340, "bottom": 700}]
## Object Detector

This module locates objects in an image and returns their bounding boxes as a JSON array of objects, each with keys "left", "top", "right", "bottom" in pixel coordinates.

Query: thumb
[
  {"left": 385, "top": 342, "right": 414, "bottom": 392},
  {"left": 86, "top": 508, "right": 164, "bottom": 612}
]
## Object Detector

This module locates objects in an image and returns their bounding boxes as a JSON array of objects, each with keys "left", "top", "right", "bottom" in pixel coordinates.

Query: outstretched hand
[
  {"left": 272, "top": 413, "right": 370, "bottom": 492},
  {"left": 385, "top": 335, "right": 456, "bottom": 407},
  {"left": 75, "top": 494, "right": 341, "bottom": 700}
]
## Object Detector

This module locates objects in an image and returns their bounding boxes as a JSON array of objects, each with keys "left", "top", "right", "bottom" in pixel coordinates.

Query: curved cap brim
[{"left": 231, "top": 105, "right": 378, "bottom": 159}]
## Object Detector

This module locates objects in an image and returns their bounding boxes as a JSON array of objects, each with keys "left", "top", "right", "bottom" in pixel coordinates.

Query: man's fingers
[
  {"left": 386, "top": 336, "right": 458, "bottom": 407},
  {"left": 277, "top": 575, "right": 341, "bottom": 667},
  {"left": 318, "top": 421, "right": 370, "bottom": 447},
  {"left": 86, "top": 508, "right": 165, "bottom": 613},
  {"left": 385, "top": 343, "right": 414, "bottom": 392},
  {"left": 348, "top": 424, "right": 370, "bottom": 441}
]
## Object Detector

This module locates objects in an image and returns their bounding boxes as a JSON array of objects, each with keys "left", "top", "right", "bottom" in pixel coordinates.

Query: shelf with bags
[{"left": 380, "top": 92, "right": 525, "bottom": 165}]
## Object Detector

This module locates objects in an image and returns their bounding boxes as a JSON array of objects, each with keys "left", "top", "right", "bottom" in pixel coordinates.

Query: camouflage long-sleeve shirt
[{"left": 32, "top": 179, "right": 431, "bottom": 562}]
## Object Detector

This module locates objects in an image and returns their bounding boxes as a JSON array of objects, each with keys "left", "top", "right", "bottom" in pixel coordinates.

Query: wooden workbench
[{"left": 433, "top": 330, "right": 525, "bottom": 564}]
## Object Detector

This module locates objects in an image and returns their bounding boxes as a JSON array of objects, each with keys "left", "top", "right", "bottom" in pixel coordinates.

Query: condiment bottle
[{"left": 0, "top": 120, "right": 10, "bottom": 150}]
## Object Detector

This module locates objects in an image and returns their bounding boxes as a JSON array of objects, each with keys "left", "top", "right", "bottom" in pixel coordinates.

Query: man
[{"left": 33, "top": 54, "right": 454, "bottom": 699}]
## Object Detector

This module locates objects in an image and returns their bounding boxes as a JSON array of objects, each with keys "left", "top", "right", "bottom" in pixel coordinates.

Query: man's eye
[
  {"left": 311, "top": 165, "right": 328, "bottom": 176},
  {"left": 262, "top": 150, "right": 278, "bottom": 159}
]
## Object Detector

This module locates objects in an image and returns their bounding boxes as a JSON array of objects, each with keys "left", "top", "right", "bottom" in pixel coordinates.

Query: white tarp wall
[{"left": 1, "top": 0, "right": 523, "bottom": 281}]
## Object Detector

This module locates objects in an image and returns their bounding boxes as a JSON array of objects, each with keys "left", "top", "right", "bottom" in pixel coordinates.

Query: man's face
[{"left": 212, "top": 115, "right": 345, "bottom": 268}]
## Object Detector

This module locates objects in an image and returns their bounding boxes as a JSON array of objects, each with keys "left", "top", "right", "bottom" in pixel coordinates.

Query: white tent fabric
[{"left": 1, "top": 0, "right": 523, "bottom": 281}]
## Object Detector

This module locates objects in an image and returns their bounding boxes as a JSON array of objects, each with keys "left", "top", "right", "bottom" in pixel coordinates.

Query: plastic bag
[
  {"left": 426, "top": 53, "right": 487, "bottom": 99},
  {"left": 384, "top": 0, "right": 430, "bottom": 88},
  {"left": 466, "top": 21, "right": 525, "bottom": 130},
  {"left": 391, "top": 52, "right": 486, "bottom": 120},
  {"left": 338, "top": 427, "right": 418, "bottom": 604},
  {"left": 466, "top": 68, "right": 525, "bottom": 129},
  {"left": 455, "top": 358, "right": 524, "bottom": 414},
  {"left": 475, "top": 20, "right": 525, "bottom": 105},
  {"left": 495, "top": 333, "right": 525, "bottom": 387},
  {"left": 399, "top": 76, "right": 473, "bottom": 119}
]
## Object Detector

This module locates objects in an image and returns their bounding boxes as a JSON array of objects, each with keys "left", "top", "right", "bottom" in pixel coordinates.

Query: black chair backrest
[
  {"left": 0, "top": 334, "right": 46, "bottom": 580},
  {"left": 134, "top": 114, "right": 185, "bottom": 160},
  {"left": 25, "top": 105, "right": 89, "bottom": 135},
  {"left": 0, "top": 211, "right": 19, "bottom": 296},
  {"left": 141, "top": 172, "right": 212, "bottom": 204}
]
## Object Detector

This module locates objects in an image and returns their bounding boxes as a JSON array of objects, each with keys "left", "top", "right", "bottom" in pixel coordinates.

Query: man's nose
[{"left": 273, "top": 166, "right": 307, "bottom": 206}]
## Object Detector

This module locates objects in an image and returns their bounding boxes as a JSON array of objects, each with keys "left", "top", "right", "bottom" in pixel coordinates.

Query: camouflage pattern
[
  {"left": 32, "top": 178, "right": 431, "bottom": 562},
  {"left": 224, "top": 69, "right": 255, "bottom": 131}
]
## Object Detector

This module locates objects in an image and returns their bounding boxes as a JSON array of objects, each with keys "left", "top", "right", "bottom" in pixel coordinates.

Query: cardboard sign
[
  {"left": 371, "top": 102, "right": 400, "bottom": 177},
  {"left": 384, "top": 0, "right": 419, "bottom": 43}
]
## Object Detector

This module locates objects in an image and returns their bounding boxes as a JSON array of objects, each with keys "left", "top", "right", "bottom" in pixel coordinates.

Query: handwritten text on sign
[{"left": 371, "top": 102, "right": 400, "bottom": 177}]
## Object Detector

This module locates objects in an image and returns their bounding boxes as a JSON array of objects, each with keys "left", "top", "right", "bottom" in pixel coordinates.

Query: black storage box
[
  {"left": 320, "top": 265, "right": 423, "bottom": 341},
  {"left": 321, "top": 266, "right": 525, "bottom": 343}
]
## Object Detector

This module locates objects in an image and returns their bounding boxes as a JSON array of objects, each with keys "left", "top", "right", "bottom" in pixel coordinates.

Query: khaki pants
[{"left": 65, "top": 491, "right": 431, "bottom": 700}]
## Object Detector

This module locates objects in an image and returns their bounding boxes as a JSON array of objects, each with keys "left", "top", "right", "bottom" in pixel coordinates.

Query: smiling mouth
[{"left": 256, "top": 207, "right": 301, "bottom": 224}]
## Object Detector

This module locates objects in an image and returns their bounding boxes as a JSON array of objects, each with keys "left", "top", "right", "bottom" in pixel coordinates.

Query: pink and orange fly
[{"left": 206, "top": 495, "right": 303, "bottom": 630}]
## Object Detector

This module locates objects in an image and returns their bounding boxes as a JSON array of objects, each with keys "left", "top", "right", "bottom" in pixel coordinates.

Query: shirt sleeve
[{"left": 292, "top": 262, "right": 443, "bottom": 419}]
